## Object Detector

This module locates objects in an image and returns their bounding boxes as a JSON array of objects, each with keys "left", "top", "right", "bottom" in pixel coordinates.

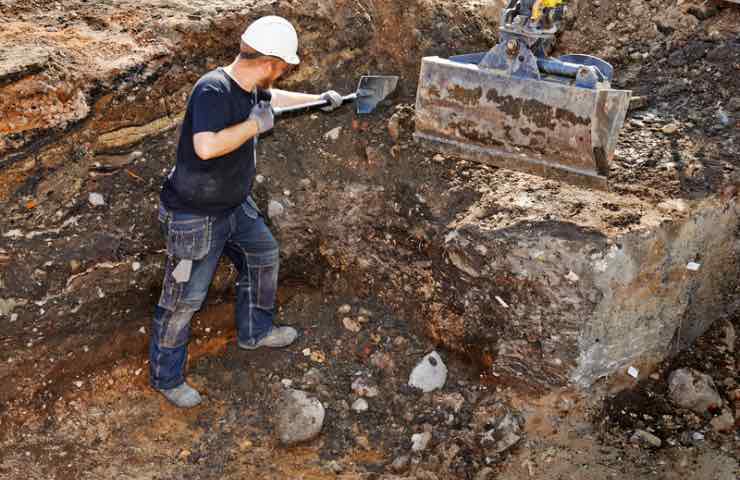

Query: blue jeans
[{"left": 149, "top": 197, "right": 279, "bottom": 390}]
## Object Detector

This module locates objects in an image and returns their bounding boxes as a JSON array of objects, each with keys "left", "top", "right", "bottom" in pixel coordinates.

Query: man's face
[{"left": 257, "top": 58, "right": 291, "bottom": 89}]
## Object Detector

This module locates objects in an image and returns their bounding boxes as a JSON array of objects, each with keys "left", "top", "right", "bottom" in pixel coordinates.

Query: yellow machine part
[{"left": 532, "top": 0, "right": 567, "bottom": 21}]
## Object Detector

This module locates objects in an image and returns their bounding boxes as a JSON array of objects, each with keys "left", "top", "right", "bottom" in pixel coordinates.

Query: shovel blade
[
  {"left": 356, "top": 75, "right": 399, "bottom": 114},
  {"left": 414, "top": 57, "right": 631, "bottom": 189}
]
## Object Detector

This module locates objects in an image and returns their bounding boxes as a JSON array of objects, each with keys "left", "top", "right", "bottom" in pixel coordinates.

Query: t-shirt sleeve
[{"left": 191, "top": 87, "right": 230, "bottom": 134}]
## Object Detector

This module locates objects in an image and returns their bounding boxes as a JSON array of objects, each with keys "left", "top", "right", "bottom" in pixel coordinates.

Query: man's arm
[
  {"left": 269, "top": 89, "right": 322, "bottom": 109},
  {"left": 193, "top": 120, "right": 259, "bottom": 160},
  {"left": 270, "top": 88, "right": 343, "bottom": 111}
]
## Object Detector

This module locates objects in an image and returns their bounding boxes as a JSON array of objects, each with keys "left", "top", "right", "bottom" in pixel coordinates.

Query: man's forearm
[
  {"left": 194, "top": 119, "right": 260, "bottom": 160},
  {"left": 270, "top": 89, "right": 322, "bottom": 109}
]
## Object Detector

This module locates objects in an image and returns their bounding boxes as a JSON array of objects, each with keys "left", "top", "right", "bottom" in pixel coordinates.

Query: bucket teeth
[{"left": 414, "top": 57, "right": 631, "bottom": 189}]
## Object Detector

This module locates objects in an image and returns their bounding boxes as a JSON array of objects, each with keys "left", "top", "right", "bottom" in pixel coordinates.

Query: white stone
[
  {"left": 565, "top": 270, "right": 580, "bottom": 283},
  {"left": 686, "top": 262, "right": 701, "bottom": 271},
  {"left": 628, "top": 366, "right": 639, "bottom": 379},
  {"left": 409, "top": 351, "right": 447, "bottom": 393},
  {"left": 411, "top": 431, "right": 432, "bottom": 452},
  {"left": 132, "top": 262, "right": 141, "bottom": 272},
  {"left": 324, "top": 126, "right": 342, "bottom": 141},
  {"left": 88, "top": 193, "right": 105, "bottom": 206},
  {"left": 275, "top": 389, "right": 325, "bottom": 446},
  {"left": 268, "top": 200, "right": 285, "bottom": 219},
  {"left": 352, "top": 398, "right": 369, "bottom": 413}
]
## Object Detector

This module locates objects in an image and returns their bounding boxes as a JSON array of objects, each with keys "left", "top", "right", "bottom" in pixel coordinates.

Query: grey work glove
[
  {"left": 249, "top": 101, "right": 274, "bottom": 134},
  {"left": 320, "top": 90, "right": 343, "bottom": 112}
]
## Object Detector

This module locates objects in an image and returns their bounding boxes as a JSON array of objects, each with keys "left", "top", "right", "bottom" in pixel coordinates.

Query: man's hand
[
  {"left": 249, "top": 101, "right": 275, "bottom": 134},
  {"left": 320, "top": 90, "right": 343, "bottom": 112}
]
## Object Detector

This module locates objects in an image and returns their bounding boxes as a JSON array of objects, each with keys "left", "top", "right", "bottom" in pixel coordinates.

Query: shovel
[{"left": 272, "top": 75, "right": 399, "bottom": 116}]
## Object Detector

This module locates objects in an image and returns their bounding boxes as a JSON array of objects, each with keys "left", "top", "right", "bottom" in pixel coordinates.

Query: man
[{"left": 150, "top": 16, "right": 343, "bottom": 408}]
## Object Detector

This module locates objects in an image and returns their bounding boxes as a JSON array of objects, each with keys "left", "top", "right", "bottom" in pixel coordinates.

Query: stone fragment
[
  {"left": 411, "top": 431, "right": 432, "bottom": 452},
  {"left": 352, "top": 398, "right": 369, "bottom": 413},
  {"left": 337, "top": 304, "right": 352, "bottom": 314},
  {"left": 88, "top": 193, "right": 105, "bottom": 206},
  {"left": 268, "top": 200, "right": 285, "bottom": 219},
  {"left": 434, "top": 392, "right": 465, "bottom": 413},
  {"left": 389, "top": 455, "right": 410, "bottom": 473},
  {"left": 480, "top": 412, "right": 522, "bottom": 455},
  {"left": 342, "top": 317, "right": 362, "bottom": 333},
  {"left": 630, "top": 429, "right": 662, "bottom": 448},
  {"left": 661, "top": 123, "right": 679, "bottom": 135},
  {"left": 369, "top": 351, "right": 396, "bottom": 373},
  {"left": 710, "top": 410, "right": 735, "bottom": 433},
  {"left": 275, "top": 389, "right": 325, "bottom": 446},
  {"left": 668, "top": 368, "right": 723, "bottom": 414},
  {"left": 326, "top": 461, "right": 343, "bottom": 474},
  {"left": 324, "top": 126, "right": 342, "bottom": 141},
  {"left": 351, "top": 377, "right": 379, "bottom": 398},
  {"left": 409, "top": 351, "right": 447, "bottom": 393}
]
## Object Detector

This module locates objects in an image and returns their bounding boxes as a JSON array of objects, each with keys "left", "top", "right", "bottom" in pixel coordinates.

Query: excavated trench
[{"left": 0, "top": 1, "right": 739, "bottom": 478}]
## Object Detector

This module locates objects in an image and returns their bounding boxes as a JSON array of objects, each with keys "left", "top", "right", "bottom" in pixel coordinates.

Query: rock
[
  {"left": 411, "top": 431, "right": 432, "bottom": 452},
  {"left": 352, "top": 398, "right": 369, "bottom": 413},
  {"left": 274, "top": 389, "right": 325, "bottom": 446},
  {"left": 434, "top": 392, "right": 465, "bottom": 413},
  {"left": 709, "top": 410, "right": 735, "bottom": 433},
  {"left": 132, "top": 262, "right": 141, "bottom": 272},
  {"left": 337, "top": 304, "right": 352, "bottom": 315},
  {"left": 324, "top": 126, "right": 342, "bottom": 141},
  {"left": 668, "top": 368, "right": 723, "bottom": 414},
  {"left": 387, "top": 112, "right": 402, "bottom": 142},
  {"left": 0, "top": 298, "right": 27, "bottom": 316},
  {"left": 661, "top": 123, "right": 679, "bottom": 135},
  {"left": 326, "top": 460, "right": 343, "bottom": 474},
  {"left": 480, "top": 412, "right": 522, "bottom": 455},
  {"left": 342, "top": 317, "right": 362, "bottom": 333},
  {"left": 389, "top": 455, "right": 410, "bottom": 473},
  {"left": 409, "top": 351, "right": 447, "bottom": 393},
  {"left": 630, "top": 429, "right": 662, "bottom": 448},
  {"left": 88, "top": 193, "right": 105, "bottom": 206},
  {"left": 351, "top": 377, "right": 379, "bottom": 398},
  {"left": 369, "top": 351, "right": 396, "bottom": 373},
  {"left": 267, "top": 200, "right": 285, "bottom": 219}
]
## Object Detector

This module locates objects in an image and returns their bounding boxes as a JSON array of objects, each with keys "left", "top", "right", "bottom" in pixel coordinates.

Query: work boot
[
  {"left": 157, "top": 382, "right": 203, "bottom": 408},
  {"left": 238, "top": 326, "right": 298, "bottom": 350}
]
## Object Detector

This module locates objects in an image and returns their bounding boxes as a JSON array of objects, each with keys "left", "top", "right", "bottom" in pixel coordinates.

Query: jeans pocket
[
  {"left": 241, "top": 196, "right": 261, "bottom": 220},
  {"left": 166, "top": 215, "right": 212, "bottom": 260},
  {"left": 158, "top": 214, "right": 212, "bottom": 311}
]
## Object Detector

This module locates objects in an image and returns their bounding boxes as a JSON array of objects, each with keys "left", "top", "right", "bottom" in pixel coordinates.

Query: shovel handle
[{"left": 272, "top": 93, "right": 358, "bottom": 117}]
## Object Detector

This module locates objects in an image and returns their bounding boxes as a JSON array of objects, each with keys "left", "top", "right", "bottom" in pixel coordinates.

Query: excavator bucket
[{"left": 413, "top": 1, "right": 631, "bottom": 189}]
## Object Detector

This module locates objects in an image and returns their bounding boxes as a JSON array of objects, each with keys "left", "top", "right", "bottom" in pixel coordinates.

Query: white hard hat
[{"left": 241, "top": 16, "right": 300, "bottom": 65}]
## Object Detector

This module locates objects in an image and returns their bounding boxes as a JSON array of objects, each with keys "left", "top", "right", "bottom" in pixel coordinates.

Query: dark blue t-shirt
[{"left": 160, "top": 68, "right": 271, "bottom": 215}]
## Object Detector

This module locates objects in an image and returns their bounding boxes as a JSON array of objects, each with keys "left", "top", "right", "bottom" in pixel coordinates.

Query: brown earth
[{"left": 0, "top": 0, "right": 739, "bottom": 478}]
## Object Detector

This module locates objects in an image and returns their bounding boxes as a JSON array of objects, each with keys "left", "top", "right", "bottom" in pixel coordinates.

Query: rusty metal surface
[{"left": 414, "top": 57, "right": 630, "bottom": 189}]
